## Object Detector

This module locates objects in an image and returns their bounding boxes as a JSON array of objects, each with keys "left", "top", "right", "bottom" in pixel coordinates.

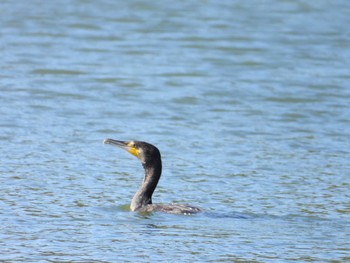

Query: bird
[{"left": 103, "top": 139, "right": 202, "bottom": 215}]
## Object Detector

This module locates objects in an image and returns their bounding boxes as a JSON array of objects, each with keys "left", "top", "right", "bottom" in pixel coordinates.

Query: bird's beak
[{"left": 103, "top": 138, "right": 139, "bottom": 157}]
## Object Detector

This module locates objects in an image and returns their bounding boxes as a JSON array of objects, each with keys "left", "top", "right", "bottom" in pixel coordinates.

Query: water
[{"left": 1, "top": 0, "right": 350, "bottom": 262}]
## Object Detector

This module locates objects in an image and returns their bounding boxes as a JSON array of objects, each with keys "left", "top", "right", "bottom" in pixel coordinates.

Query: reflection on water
[{"left": 1, "top": 0, "right": 350, "bottom": 262}]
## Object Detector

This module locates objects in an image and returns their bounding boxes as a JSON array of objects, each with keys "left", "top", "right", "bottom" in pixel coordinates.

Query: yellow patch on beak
[{"left": 128, "top": 147, "right": 139, "bottom": 157}]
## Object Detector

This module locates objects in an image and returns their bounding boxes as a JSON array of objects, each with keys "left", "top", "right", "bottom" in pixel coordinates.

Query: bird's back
[{"left": 139, "top": 203, "right": 202, "bottom": 215}]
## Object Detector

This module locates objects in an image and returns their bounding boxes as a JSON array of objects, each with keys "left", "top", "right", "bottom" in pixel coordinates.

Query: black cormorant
[{"left": 103, "top": 139, "right": 201, "bottom": 215}]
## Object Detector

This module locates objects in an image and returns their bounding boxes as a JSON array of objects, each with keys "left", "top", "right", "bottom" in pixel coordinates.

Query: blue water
[{"left": 1, "top": 0, "right": 350, "bottom": 262}]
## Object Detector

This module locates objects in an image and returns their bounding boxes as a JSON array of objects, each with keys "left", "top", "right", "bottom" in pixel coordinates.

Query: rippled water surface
[{"left": 1, "top": 0, "right": 350, "bottom": 262}]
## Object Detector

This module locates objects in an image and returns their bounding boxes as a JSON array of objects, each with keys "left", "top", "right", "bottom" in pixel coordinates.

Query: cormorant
[{"left": 103, "top": 139, "right": 201, "bottom": 215}]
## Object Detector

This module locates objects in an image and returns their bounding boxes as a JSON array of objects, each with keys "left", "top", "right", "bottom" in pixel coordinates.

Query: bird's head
[{"left": 103, "top": 139, "right": 161, "bottom": 165}]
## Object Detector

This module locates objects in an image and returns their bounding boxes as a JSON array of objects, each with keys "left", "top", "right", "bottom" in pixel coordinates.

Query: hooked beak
[{"left": 103, "top": 138, "right": 139, "bottom": 157}]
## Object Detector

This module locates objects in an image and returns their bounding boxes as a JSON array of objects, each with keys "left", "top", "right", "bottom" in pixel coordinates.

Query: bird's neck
[{"left": 130, "top": 161, "right": 162, "bottom": 211}]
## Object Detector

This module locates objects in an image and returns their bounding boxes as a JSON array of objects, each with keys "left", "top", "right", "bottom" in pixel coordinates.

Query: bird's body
[
  {"left": 135, "top": 203, "right": 201, "bottom": 215},
  {"left": 103, "top": 139, "right": 201, "bottom": 215}
]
